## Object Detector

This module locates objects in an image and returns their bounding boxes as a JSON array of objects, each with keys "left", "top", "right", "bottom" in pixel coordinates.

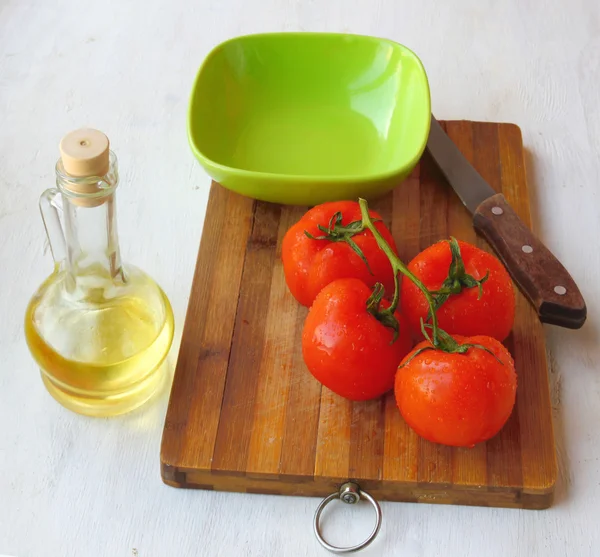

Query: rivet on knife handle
[{"left": 473, "top": 193, "right": 587, "bottom": 329}]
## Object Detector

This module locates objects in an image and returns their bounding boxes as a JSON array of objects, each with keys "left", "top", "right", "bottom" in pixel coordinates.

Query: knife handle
[{"left": 473, "top": 193, "right": 587, "bottom": 329}]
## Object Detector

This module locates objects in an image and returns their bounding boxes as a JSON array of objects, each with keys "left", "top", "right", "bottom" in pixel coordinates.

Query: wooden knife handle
[{"left": 473, "top": 193, "right": 587, "bottom": 329}]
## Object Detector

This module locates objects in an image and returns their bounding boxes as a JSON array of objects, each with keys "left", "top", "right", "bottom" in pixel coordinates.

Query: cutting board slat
[{"left": 161, "top": 121, "right": 557, "bottom": 509}]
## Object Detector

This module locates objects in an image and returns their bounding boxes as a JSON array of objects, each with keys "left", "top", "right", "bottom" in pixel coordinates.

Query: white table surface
[{"left": 1, "top": 0, "right": 599, "bottom": 555}]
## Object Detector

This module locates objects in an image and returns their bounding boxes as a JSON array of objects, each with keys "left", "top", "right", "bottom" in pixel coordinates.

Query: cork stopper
[
  {"left": 58, "top": 128, "right": 113, "bottom": 207},
  {"left": 59, "top": 128, "right": 110, "bottom": 177}
]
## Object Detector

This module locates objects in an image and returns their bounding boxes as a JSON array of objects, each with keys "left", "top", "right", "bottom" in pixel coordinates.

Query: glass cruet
[{"left": 24, "top": 128, "right": 174, "bottom": 417}]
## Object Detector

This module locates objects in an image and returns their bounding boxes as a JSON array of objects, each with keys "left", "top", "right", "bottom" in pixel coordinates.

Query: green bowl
[{"left": 187, "top": 32, "right": 431, "bottom": 205}]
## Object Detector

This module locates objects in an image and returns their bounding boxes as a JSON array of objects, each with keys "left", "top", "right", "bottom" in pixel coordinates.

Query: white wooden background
[{"left": 1, "top": 0, "right": 599, "bottom": 555}]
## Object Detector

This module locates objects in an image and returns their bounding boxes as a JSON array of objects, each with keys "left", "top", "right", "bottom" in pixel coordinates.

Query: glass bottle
[{"left": 24, "top": 128, "right": 174, "bottom": 417}]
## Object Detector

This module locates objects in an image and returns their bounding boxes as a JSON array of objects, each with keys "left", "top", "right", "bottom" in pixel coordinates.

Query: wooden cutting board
[{"left": 160, "top": 121, "right": 557, "bottom": 510}]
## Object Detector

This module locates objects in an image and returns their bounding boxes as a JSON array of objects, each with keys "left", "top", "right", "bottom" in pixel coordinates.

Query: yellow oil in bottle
[
  {"left": 25, "top": 128, "right": 175, "bottom": 417},
  {"left": 25, "top": 264, "right": 174, "bottom": 417}
]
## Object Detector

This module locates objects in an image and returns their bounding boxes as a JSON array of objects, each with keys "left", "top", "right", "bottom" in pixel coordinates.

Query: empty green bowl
[{"left": 187, "top": 32, "right": 431, "bottom": 205}]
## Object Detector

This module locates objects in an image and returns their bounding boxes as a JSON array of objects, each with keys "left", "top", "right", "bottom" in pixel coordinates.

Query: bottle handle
[{"left": 39, "top": 188, "right": 67, "bottom": 264}]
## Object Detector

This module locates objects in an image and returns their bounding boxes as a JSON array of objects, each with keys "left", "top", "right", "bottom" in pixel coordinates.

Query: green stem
[
  {"left": 358, "top": 198, "right": 441, "bottom": 347},
  {"left": 390, "top": 269, "right": 400, "bottom": 316},
  {"left": 424, "top": 237, "right": 489, "bottom": 322}
]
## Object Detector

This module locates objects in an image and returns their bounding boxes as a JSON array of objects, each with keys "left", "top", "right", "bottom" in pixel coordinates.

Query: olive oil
[
  {"left": 25, "top": 265, "right": 174, "bottom": 416},
  {"left": 24, "top": 129, "right": 174, "bottom": 416}
]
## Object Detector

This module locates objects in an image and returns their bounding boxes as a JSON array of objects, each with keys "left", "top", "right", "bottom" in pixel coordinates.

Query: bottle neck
[
  {"left": 55, "top": 150, "right": 125, "bottom": 286},
  {"left": 62, "top": 193, "right": 124, "bottom": 283}
]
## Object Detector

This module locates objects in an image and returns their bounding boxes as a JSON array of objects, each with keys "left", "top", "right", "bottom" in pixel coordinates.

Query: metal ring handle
[{"left": 313, "top": 482, "right": 382, "bottom": 554}]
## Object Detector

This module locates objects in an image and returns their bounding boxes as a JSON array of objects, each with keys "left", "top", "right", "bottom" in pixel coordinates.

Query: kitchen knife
[{"left": 426, "top": 115, "right": 586, "bottom": 329}]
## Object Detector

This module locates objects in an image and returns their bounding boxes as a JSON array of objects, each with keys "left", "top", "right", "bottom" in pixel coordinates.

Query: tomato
[
  {"left": 282, "top": 201, "right": 398, "bottom": 307},
  {"left": 394, "top": 335, "right": 517, "bottom": 447},
  {"left": 400, "top": 239, "right": 515, "bottom": 341},
  {"left": 302, "top": 278, "right": 413, "bottom": 401}
]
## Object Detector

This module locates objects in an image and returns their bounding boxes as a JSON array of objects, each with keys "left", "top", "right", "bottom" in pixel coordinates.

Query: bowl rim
[{"left": 187, "top": 31, "right": 431, "bottom": 184}]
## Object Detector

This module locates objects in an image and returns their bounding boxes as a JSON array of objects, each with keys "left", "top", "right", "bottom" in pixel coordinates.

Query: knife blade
[{"left": 426, "top": 115, "right": 587, "bottom": 329}]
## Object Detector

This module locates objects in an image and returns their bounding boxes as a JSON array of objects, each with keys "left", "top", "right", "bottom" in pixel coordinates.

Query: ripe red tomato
[
  {"left": 282, "top": 201, "right": 398, "bottom": 307},
  {"left": 302, "top": 278, "right": 413, "bottom": 401},
  {"left": 394, "top": 335, "right": 517, "bottom": 447},
  {"left": 400, "top": 239, "right": 515, "bottom": 341}
]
